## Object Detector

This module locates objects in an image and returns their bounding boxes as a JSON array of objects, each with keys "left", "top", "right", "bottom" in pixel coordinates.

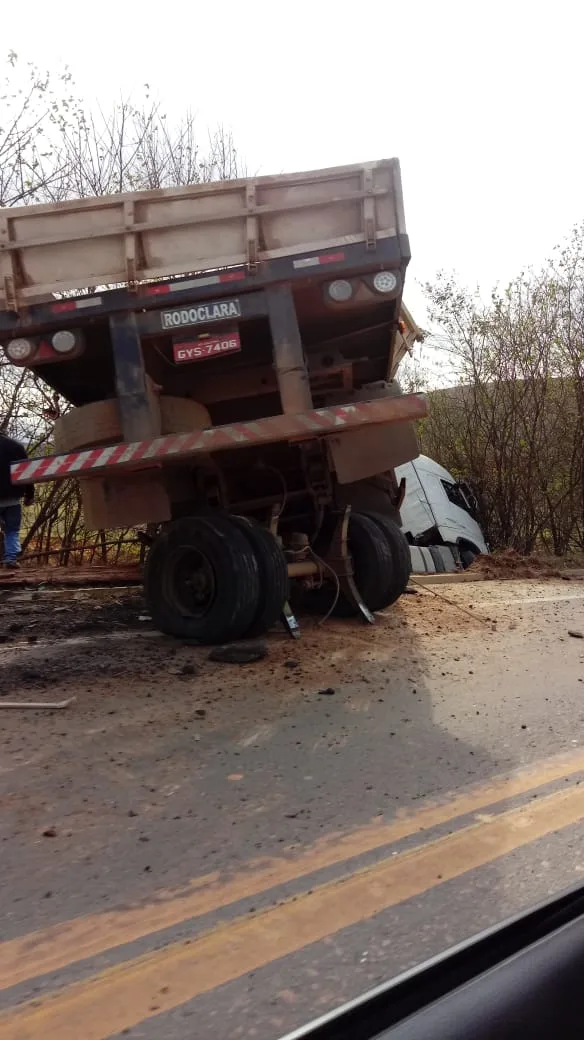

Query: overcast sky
[{"left": 4, "top": 0, "right": 584, "bottom": 349}]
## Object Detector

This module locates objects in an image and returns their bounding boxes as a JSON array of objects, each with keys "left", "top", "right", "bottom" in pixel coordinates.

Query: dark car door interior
[{"left": 285, "top": 882, "right": 584, "bottom": 1040}]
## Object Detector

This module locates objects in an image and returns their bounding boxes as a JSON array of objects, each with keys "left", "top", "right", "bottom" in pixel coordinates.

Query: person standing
[{"left": 0, "top": 433, "right": 34, "bottom": 570}]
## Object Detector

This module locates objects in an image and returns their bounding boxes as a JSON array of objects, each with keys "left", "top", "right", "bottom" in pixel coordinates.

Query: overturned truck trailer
[{"left": 0, "top": 159, "right": 427, "bottom": 642}]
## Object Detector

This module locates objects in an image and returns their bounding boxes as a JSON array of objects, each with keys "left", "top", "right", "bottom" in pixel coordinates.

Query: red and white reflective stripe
[
  {"left": 144, "top": 271, "right": 245, "bottom": 297},
  {"left": 11, "top": 394, "right": 428, "bottom": 485},
  {"left": 51, "top": 297, "right": 103, "bottom": 314},
  {"left": 292, "top": 251, "right": 345, "bottom": 270}
]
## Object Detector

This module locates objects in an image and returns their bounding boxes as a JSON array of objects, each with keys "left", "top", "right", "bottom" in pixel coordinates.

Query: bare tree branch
[{"left": 0, "top": 54, "right": 242, "bottom": 565}]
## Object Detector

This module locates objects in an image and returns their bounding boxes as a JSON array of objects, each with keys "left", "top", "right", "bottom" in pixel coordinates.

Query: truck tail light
[
  {"left": 4, "top": 329, "right": 83, "bottom": 366},
  {"left": 327, "top": 279, "right": 354, "bottom": 303},
  {"left": 5, "top": 338, "right": 36, "bottom": 362},
  {"left": 372, "top": 270, "right": 398, "bottom": 295},
  {"left": 51, "top": 329, "right": 78, "bottom": 353}
]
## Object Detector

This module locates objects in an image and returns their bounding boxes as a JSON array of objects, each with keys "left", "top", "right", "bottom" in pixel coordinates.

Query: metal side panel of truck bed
[{"left": 0, "top": 159, "right": 407, "bottom": 311}]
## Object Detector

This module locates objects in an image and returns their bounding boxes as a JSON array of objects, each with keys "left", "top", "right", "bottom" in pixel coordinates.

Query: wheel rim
[{"left": 163, "top": 544, "right": 216, "bottom": 618}]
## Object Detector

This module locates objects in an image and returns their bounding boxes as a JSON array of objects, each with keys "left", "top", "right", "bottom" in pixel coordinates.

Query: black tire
[
  {"left": 333, "top": 512, "right": 396, "bottom": 616},
  {"left": 460, "top": 546, "right": 478, "bottom": 569},
  {"left": 361, "top": 511, "right": 412, "bottom": 606},
  {"left": 230, "top": 518, "right": 290, "bottom": 637},
  {"left": 144, "top": 515, "right": 260, "bottom": 643}
]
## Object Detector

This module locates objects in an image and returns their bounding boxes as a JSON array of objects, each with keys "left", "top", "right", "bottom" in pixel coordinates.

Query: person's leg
[{"left": 2, "top": 504, "right": 22, "bottom": 566}]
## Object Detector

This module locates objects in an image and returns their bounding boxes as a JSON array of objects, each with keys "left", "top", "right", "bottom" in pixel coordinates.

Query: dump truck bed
[{"left": 0, "top": 159, "right": 406, "bottom": 311}]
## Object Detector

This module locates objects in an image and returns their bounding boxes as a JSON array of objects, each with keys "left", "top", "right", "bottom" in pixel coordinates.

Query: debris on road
[
  {"left": 0, "top": 589, "right": 148, "bottom": 645},
  {"left": 411, "top": 580, "right": 491, "bottom": 624},
  {"left": 317, "top": 687, "right": 336, "bottom": 696},
  {"left": 0, "top": 564, "right": 142, "bottom": 590},
  {"left": 168, "top": 662, "right": 199, "bottom": 677},
  {"left": 0, "top": 696, "right": 76, "bottom": 710},
  {"left": 568, "top": 630, "right": 584, "bottom": 639},
  {"left": 467, "top": 550, "right": 563, "bottom": 581},
  {"left": 208, "top": 641, "right": 268, "bottom": 664}
]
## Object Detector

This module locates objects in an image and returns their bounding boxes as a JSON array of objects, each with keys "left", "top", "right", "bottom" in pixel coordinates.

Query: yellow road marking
[
  {"left": 3, "top": 748, "right": 584, "bottom": 991},
  {"left": 2, "top": 781, "right": 584, "bottom": 1040}
]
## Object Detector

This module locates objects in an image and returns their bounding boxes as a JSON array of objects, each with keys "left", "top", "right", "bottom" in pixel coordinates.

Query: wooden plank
[{"left": 413, "top": 572, "right": 485, "bottom": 585}]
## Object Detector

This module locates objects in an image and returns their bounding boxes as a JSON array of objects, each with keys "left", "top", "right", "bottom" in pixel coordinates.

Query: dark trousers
[{"left": 0, "top": 504, "right": 22, "bottom": 563}]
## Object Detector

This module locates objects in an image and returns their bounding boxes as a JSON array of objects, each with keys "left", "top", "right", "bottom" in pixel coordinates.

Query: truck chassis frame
[{"left": 4, "top": 240, "right": 425, "bottom": 644}]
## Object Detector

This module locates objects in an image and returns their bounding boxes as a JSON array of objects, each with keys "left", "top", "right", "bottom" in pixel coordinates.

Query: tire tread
[
  {"left": 144, "top": 514, "right": 259, "bottom": 643},
  {"left": 361, "top": 510, "right": 412, "bottom": 605}
]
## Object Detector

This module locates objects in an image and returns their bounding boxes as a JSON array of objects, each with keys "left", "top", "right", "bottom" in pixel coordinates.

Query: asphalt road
[{"left": 1, "top": 577, "right": 584, "bottom": 1038}]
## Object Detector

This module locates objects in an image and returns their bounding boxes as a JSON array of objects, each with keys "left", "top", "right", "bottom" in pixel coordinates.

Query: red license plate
[{"left": 173, "top": 329, "right": 241, "bottom": 364}]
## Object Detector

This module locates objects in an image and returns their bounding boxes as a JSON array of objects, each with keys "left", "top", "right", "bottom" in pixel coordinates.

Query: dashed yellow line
[
  {"left": 2, "top": 781, "right": 584, "bottom": 1040},
  {"left": 2, "top": 748, "right": 584, "bottom": 992}
]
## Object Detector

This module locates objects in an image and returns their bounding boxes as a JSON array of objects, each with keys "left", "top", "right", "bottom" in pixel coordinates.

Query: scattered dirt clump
[{"left": 467, "top": 550, "right": 563, "bottom": 581}]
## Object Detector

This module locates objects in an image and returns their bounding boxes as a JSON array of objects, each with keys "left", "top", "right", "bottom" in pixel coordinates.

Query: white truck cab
[{"left": 396, "top": 454, "right": 488, "bottom": 569}]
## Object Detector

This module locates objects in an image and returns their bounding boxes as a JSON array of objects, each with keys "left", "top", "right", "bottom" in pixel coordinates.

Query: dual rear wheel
[
  {"left": 144, "top": 510, "right": 411, "bottom": 643},
  {"left": 309, "top": 511, "right": 411, "bottom": 619},
  {"left": 145, "top": 515, "right": 289, "bottom": 643}
]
